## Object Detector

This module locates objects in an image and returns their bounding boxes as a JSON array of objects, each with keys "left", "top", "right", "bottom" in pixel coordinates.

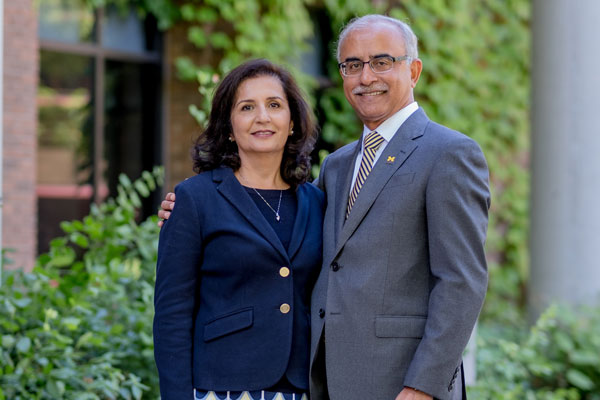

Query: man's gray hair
[{"left": 336, "top": 15, "right": 419, "bottom": 62}]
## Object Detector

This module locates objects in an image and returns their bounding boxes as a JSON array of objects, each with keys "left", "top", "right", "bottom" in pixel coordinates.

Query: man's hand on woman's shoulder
[{"left": 157, "top": 192, "right": 176, "bottom": 227}]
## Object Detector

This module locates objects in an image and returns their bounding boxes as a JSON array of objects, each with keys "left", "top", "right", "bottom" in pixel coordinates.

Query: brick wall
[
  {"left": 2, "top": 0, "right": 38, "bottom": 270},
  {"left": 164, "top": 22, "right": 217, "bottom": 190},
  {"left": 2, "top": 4, "right": 214, "bottom": 268}
]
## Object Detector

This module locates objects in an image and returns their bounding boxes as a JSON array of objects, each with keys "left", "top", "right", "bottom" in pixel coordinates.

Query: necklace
[
  {"left": 237, "top": 172, "right": 283, "bottom": 222},
  {"left": 252, "top": 188, "right": 282, "bottom": 222}
]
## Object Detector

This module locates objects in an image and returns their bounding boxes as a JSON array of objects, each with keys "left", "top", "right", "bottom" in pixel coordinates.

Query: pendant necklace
[
  {"left": 238, "top": 172, "right": 283, "bottom": 222},
  {"left": 253, "top": 188, "right": 282, "bottom": 222}
]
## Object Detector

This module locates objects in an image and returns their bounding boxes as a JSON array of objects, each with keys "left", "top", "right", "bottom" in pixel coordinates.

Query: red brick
[{"left": 2, "top": 0, "right": 38, "bottom": 270}]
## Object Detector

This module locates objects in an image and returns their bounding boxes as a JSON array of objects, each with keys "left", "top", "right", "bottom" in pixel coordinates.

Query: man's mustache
[{"left": 352, "top": 84, "right": 389, "bottom": 95}]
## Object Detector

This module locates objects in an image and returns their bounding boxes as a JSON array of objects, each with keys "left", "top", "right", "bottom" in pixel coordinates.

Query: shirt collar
[{"left": 361, "top": 101, "right": 419, "bottom": 145}]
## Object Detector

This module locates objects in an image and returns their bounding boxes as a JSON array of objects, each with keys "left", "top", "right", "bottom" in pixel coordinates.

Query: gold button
[
  {"left": 279, "top": 267, "right": 290, "bottom": 277},
  {"left": 280, "top": 303, "right": 291, "bottom": 314}
]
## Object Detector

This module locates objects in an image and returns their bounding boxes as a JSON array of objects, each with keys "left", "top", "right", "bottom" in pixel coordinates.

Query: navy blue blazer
[{"left": 153, "top": 167, "right": 324, "bottom": 400}]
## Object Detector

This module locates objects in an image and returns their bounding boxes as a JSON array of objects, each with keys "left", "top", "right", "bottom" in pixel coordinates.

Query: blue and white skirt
[{"left": 195, "top": 389, "right": 309, "bottom": 400}]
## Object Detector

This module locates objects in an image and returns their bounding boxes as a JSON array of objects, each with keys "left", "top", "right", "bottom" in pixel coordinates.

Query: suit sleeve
[
  {"left": 403, "top": 136, "right": 490, "bottom": 398},
  {"left": 313, "top": 155, "right": 329, "bottom": 191},
  {"left": 153, "top": 182, "right": 203, "bottom": 400}
]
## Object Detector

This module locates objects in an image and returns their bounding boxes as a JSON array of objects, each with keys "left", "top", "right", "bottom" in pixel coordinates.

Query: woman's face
[{"left": 230, "top": 75, "right": 293, "bottom": 163}]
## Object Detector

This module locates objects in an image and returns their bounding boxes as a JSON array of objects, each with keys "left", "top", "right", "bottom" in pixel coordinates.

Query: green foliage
[
  {"left": 399, "top": 1, "right": 531, "bottom": 321},
  {"left": 0, "top": 167, "right": 164, "bottom": 400},
  {"left": 174, "top": 0, "right": 318, "bottom": 113},
  {"left": 86, "top": 0, "right": 179, "bottom": 30},
  {"left": 189, "top": 70, "right": 220, "bottom": 128},
  {"left": 472, "top": 304, "right": 600, "bottom": 399}
]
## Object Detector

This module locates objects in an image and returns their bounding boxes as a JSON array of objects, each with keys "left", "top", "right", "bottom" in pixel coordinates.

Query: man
[
  {"left": 159, "top": 14, "right": 489, "bottom": 400},
  {"left": 307, "top": 15, "right": 489, "bottom": 400}
]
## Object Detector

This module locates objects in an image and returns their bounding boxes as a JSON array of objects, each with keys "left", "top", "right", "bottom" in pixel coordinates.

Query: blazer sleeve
[
  {"left": 403, "top": 136, "right": 490, "bottom": 397},
  {"left": 153, "top": 182, "right": 203, "bottom": 400}
]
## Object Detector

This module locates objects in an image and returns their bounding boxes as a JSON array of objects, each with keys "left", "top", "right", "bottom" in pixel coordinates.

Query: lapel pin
[{"left": 386, "top": 156, "right": 396, "bottom": 163}]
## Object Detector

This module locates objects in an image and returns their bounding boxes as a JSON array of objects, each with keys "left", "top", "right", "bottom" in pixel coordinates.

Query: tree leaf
[
  {"left": 118, "top": 174, "right": 132, "bottom": 189},
  {"left": 197, "top": 6, "right": 218, "bottom": 23},
  {"left": 188, "top": 26, "right": 207, "bottom": 48},
  {"left": 16, "top": 337, "right": 31, "bottom": 353},
  {"left": 1, "top": 335, "right": 15, "bottom": 348},
  {"left": 61, "top": 317, "right": 81, "bottom": 331},
  {"left": 134, "top": 180, "right": 150, "bottom": 198},
  {"left": 70, "top": 232, "right": 90, "bottom": 249},
  {"left": 566, "top": 369, "right": 595, "bottom": 390}
]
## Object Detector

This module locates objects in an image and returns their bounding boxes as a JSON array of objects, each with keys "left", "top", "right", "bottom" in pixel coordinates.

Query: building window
[
  {"left": 38, "top": 0, "right": 96, "bottom": 44},
  {"left": 36, "top": 1, "right": 163, "bottom": 253}
]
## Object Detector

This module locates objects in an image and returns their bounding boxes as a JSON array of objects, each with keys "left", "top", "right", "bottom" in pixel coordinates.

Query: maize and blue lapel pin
[{"left": 386, "top": 156, "right": 396, "bottom": 164}]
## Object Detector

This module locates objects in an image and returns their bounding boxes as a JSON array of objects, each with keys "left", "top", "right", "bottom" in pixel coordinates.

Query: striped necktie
[{"left": 346, "top": 131, "right": 385, "bottom": 218}]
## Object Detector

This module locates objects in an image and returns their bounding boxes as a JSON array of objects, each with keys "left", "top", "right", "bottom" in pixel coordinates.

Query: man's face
[{"left": 339, "top": 24, "right": 422, "bottom": 130}]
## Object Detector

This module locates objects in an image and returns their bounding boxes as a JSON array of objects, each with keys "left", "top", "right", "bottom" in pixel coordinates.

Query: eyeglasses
[{"left": 338, "top": 55, "right": 412, "bottom": 76}]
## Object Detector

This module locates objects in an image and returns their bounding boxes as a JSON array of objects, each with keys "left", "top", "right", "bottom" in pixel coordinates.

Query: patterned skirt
[{"left": 195, "top": 389, "right": 309, "bottom": 400}]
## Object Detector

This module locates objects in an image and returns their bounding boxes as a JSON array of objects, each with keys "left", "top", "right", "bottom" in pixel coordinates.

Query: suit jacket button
[
  {"left": 279, "top": 267, "right": 290, "bottom": 277},
  {"left": 448, "top": 384, "right": 454, "bottom": 391},
  {"left": 318, "top": 308, "right": 325, "bottom": 318},
  {"left": 280, "top": 303, "right": 291, "bottom": 314},
  {"left": 331, "top": 262, "right": 340, "bottom": 271}
]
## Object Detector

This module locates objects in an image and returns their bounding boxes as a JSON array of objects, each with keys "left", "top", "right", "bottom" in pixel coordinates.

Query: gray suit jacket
[{"left": 310, "top": 109, "right": 489, "bottom": 400}]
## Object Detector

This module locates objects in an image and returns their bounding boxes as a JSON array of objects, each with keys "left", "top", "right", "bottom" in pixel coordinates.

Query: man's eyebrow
[{"left": 343, "top": 53, "right": 392, "bottom": 62}]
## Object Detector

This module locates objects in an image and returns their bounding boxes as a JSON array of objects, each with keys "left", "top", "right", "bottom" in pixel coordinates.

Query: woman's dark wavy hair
[{"left": 192, "top": 59, "right": 318, "bottom": 189}]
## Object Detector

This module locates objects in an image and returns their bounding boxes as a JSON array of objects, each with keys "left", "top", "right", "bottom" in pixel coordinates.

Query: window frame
[{"left": 38, "top": 7, "right": 163, "bottom": 204}]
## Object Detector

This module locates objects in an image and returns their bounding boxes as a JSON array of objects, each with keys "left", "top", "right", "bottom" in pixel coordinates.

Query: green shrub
[
  {"left": 0, "top": 167, "right": 163, "bottom": 400},
  {"left": 472, "top": 304, "right": 600, "bottom": 400}
]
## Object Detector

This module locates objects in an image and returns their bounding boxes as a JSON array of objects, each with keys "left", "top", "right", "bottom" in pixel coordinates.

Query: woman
[{"left": 153, "top": 59, "right": 323, "bottom": 400}]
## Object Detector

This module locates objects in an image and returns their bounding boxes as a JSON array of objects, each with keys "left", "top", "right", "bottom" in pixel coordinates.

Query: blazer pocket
[
  {"left": 204, "top": 307, "right": 254, "bottom": 342},
  {"left": 386, "top": 172, "right": 415, "bottom": 188},
  {"left": 375, "top": 315, "right": 426, "bottom": 338}
]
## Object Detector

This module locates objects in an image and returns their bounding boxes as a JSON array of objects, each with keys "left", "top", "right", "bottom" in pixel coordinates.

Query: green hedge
[
  {"left": 4, "top": 245, "right": 599, "bottom": 399},
  {"left": 0, "top": 168, "right": 163, "bottom": 400},
  {"left": 472, "top": 305, "right": 600, "bottom": 399}
]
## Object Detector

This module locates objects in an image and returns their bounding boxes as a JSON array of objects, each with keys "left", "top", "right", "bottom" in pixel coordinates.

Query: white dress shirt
[{"left": 349, "top": 102, "right": 419, "bottom": 193}]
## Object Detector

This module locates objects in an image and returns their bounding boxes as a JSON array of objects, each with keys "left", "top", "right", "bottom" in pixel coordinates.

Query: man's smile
[
  {"left": 352, "top": 83, "right": 389, "bottom": 97},
  {"left": 358, "top": 91, "right": 386, "bottom": 96}
]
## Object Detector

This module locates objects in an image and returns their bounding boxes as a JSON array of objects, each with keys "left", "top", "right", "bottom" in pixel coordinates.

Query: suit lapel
[
  {"left": 213, "top": 167, "right": 289, "bottom": 261},
  {"left": 287, "top": 184, "right": 309, "bottom": 260},
  {"left": 333, "top": 143, "right": 361, "bottom": 249},
  {"left": 334, "top": 109, "right": 429, "bottom": 257}
]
